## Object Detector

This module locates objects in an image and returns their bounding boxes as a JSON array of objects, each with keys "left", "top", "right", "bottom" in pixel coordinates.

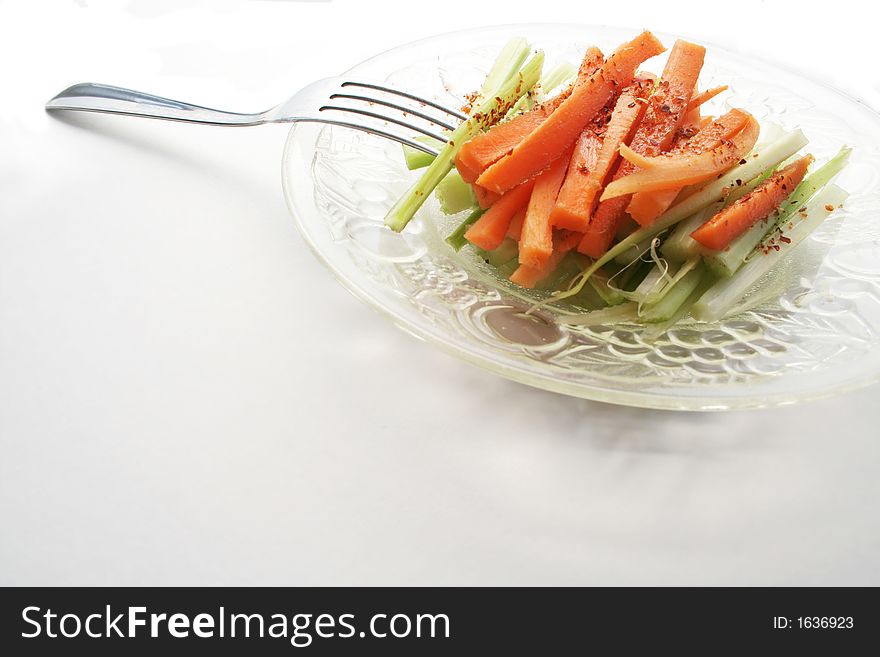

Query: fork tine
[
  {"left": 341, "top": 81, "right": 468, "bottom": 122},
  {"left": 319, "top": 104, "right": 449, "bottom": 143},
  {"left": 298, "top": 118, "right": 440, "bottom": 156},
  {"left": 328, "top": 93, "right": 458, "bottom": 132}
]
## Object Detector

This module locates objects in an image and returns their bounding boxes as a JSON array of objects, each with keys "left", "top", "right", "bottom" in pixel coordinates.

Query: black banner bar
[{"left": 1, "top": 587, "right": 875, "bottom": 654}]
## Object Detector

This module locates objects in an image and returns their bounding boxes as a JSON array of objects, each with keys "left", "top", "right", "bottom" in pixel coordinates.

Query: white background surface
[{"left": 2, "top": 0, "right": 878, "bottom": 585}]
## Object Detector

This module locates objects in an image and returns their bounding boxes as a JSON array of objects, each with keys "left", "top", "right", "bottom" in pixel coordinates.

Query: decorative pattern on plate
[{"left": 286, "top": 25, "right": 880, "bottom": 408}]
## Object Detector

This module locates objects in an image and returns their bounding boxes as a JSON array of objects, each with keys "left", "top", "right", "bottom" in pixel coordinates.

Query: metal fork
[{"left": 45, "top": 77, "right": 469, "bottom": 156}]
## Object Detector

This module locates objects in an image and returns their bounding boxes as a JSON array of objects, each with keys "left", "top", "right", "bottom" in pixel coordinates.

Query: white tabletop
[{"left": 2, "top": 0, "right": 877, "bottom": 586}]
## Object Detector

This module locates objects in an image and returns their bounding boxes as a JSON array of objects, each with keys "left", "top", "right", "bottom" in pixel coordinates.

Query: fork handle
[{"left": 45, "top": 83, "right": 267, "bottom": 126}]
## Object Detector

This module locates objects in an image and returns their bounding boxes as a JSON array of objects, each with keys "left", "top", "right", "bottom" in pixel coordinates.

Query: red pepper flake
[
  {"left": 825, "top": 204, "right": 835, "bottom": 211},
  {"left": 739, "top": 158, "right": 747, "bottom": 165},
  {"left": 780, "top": 236, "right": 792, "bottom": 244}
]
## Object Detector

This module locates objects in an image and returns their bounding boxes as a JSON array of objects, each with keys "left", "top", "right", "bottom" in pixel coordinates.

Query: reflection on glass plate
[{"left": 282, "top": 24, "right": 880, "bottom": 410}]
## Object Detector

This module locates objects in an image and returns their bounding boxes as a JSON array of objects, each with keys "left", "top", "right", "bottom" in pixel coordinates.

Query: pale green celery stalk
[
  {"left": 446, "top": 207, "right": 485, "bottom": 251},
  {"left": 399, "top": 38, "right": 531, "bottom": 173},
  {"left": 704, "top": 146, "right": 852, "bottom": 278},
  {"left": 557, "top": 302, "right": 640, "bottom": 326},
  {"left": 631, "top": 262, "right": 675, "bottom": 304},
  {"left": 402, "top": 136, "right": 445, "bottom": 170},
  {"left": 386, "top": 51, "right": 544, "bottom": 233},
  {"left": 639, "top": 263, "right": 706, "bottom": 323},
  {"left": 571, "top": 282, "right": 608, "bottom": 310},
  {"left": 479, "top": 37, "right": 531, "bottom": 99},
  {"left": 614, "top": 234, "right": 659, "bottom": 266},
  {"left": 641, "top": 274, "right": 717, "bottom": 341},
  {"left": 536, "top": 61, "right": 577, "bottom": 99},
  {"left": 618, "top": 258, "right": 653, "bottom": 292},
  {"left": 485, "top": 238, "right": 518, "bottom": 267},
  {"left": 538, "top": 252, "right": 584, "bottom": 291},
  {"left": 628, "top": 257, "right": 699, "bottom": 306},
  {"left": 692, "top": 184, "right": 848, "bottom": 322},
  {"left": 588, "top": 271, "right": 627, "bottom": 306},
  {"left": 509, "top": 61, "right": 576, "bottom": 116},
  {"left": 536, "top": 128, "right": 809, "bottom": 307},
  {"left": 436, "top": 170, "right": 477, "bottom": 215},
  {"left": 495, "top": 258, "right": 520, "bottom": 279},
  {"left": 411, "top": 56, "right": 567, "bottom": 171},
  {"left": 663, "top": 166, "right": 777, "bottom": 263}
]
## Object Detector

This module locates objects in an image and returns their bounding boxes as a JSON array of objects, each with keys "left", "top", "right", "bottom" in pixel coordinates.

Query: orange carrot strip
[
  {"left": 455, "top": 157, "right": 482, "bottom": 184},
  {"left": 519, "top": 146, "right": 574, "bottom": 269},
  {"left": 691, "top": 154, "right": 813, "bottom": 250},
  {"left": 686, "top": 85, "right": 727, "bottom": 112},
  {"left": 548, "top": 127, "right": 604, "bottom": 231},
  {"left": 455, "top": 47, "right": 604, "bottom": 179},
  {"left": 464, "top": 180, "right": 535, "bottom": 251},
  {"left": 576, "top": 41, "right": 706, "bottom": 255},
  {"left": 577, "top": 195, "right": 630, "bottom": 258},
  {"left": 626, "top": 109, "right": 751, "bottom": 223},
  {"left": 550, "top": 75, "right": 654, "bottom": 232},
  {"left": 510, "top": 231, "right": 581, "bottom": 288},
  {"left": 602, "top": 115, "right": 760, "bottom": 198},
  {"left": 476, "top": 32, "right": 666, "bottom": 195},
  {"left": 474, "top": 184, "right": 501, "bottom": 208},
  {"left": 506, "top": 206, "right": 527, "bottom": 241}
]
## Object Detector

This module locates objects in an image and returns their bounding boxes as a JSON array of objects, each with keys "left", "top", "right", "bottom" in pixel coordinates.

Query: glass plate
[{"left": 282, "top": 24, "right": 880, "bottom": 410}]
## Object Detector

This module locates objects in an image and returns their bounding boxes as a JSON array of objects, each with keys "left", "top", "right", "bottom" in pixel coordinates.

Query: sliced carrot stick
[
  {"left": 547, "top": 126, "right": 604, "bottom": 231},
  {"left": 577, "top": 193, "right": 630, "bottom": 258},
  {"left": 454, "top": 47, "right": 604, "bottom": 179},
  {"left": 510, "top": 231, "right": 582, "bottom": 288},
  {"left": 576, "top": 40, "right": 706, "bottom": 255},
  {"left": 686, "top": 85, "right": 727, "bottom": 112},
  {"left": 473, "top": 184, "right": 501, "bottom": 208},
  {"left": 626, "top": 109, "right": 751, "bottom": 223},
  {"left": 550, "top": 75, "right": 654, "bottom": 232},
  {"left": 506, "top": 206, "right": 527, "bottom": 241},
  {"left": 602, "top": 115, "right": 760, "bottom": 198},
  {"left": 475, "top": 31, "right": 666, "bottom": 195},
  {"left": 518, "top": 146, "right": 574, "bottom": 269},
  {"left": 691, "top": 154, "right": 813, "bottom": 250},
  {"left": 455, "top": 156, "right": 483, "bottom": 184},
  {"left": 464, "top": 179, "right": 535, "bottom": 251}
]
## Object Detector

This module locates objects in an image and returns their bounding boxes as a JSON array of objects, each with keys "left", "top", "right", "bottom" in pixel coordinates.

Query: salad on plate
[{"left": 385, "top": 31, "right": 849, "bottom": 339}]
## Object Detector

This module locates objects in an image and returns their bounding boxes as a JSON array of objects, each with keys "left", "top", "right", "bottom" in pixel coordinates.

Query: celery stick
[
  {"left": 628, "top": 257, "right": 699, "bottom": 306},
  {"left": 485, "top": 238, "right": 518, "bottom": 267},
  {"left": 495, "top": 258, "right": 520, "bottom": 279},
  {"left": 402, "top": 136, "right": 445, "bottom": 170},
  {"left": 557, "top": 302, "right": 640, "bottom": 326},
  {"left": 385, "top": 51, "right": 544, "bottom": 233},
  {"left": 446, "top": 207, "right": 485, "bottom": 251},
  {"left": 641, "top": 274, "right": 717, "bottom": 341},
  {"left": 588, "top": 271, "right": 627, "bottom": 306},
  {"left": 703, "top": 146, "right": 851, "bottom": 278},
  {"left": 614, "top": 233, "right": 658, "bottom": 266},
  {"left": 618, "top": 258, "right": 653, "bottom": 292},
  {"left": 536, "top": 61, "right": 576, "bottom": 99},
  {"left": 663, "top": 166, "right": 775, "bottom": 263},
  {"left": 540, "top": 129, "right": 809, "bottom": 305},
  {"left": 692, "top": 184, "right": 848, "bottom": 322},
  {"left": 537, "top": 252, "right": 583, "bottom": 291},
  {"left": 508, "top": 61, "right": 576, "bottom": 116},
  {"left": 412, "top": 57, "right": 569, "bottom": 172},
  {"left": 639, "top": 263, "right": 706, "bottom": 323},
  {"left": 436, "top": 170, "right": 477, "bottom": 215},
  {"left": 571, "top": 282, "right": 608, "bottom": 310},
  {"left": 631, "top": 262, "right": 675, "bottom": 304},
  {"left": 479, "top": 37, "right": 531, "bottom": 100}
]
